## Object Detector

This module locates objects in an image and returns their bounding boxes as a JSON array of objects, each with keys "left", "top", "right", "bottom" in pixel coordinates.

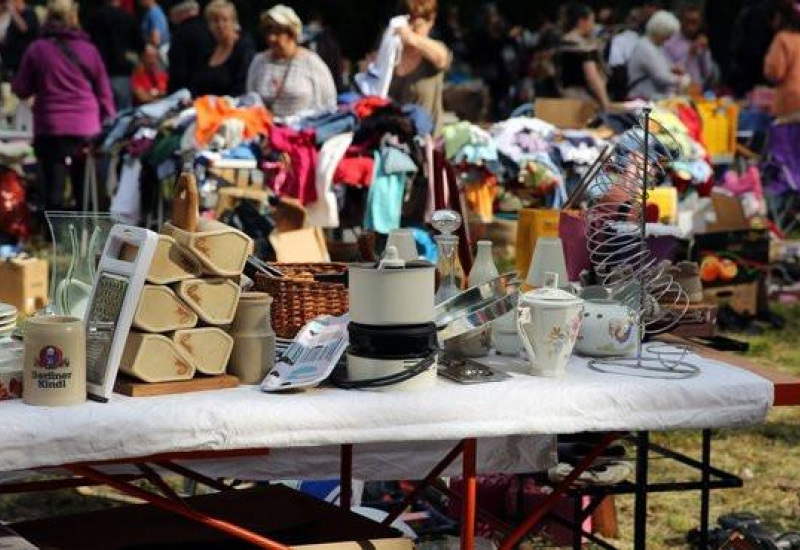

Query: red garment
[
  {"left": 334, "top": 156, "right": 374, "bottom": 187},
  {"left": 0, "top": 169, "right": 30, "bottom": 240},
  {"left": 119, "top": 0, "right": 134, "bottom": 14},
  {"left": 352, "top": 96, "right": 391, "bottom": 119},
  {"left": 676, "top": 104, "right": 704, "bottom": 147},
  {"left": 131, "top": 65, "right": 168, "bottom": 105},
  {"left": 269, "top": 127, "right": 318, "bottom": 205}
]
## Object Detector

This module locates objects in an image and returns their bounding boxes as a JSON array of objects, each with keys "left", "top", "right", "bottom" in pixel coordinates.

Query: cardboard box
[
  {"left": 0, "top": 257, "right": 48, "bottom": 315},
  {"left": 12, "top": 484, "right": 411, "bottom": 550},
  {"left": 534, "top": 98, "right": 598, "bottom": 129},
  {"left": 703, "top": 282, "right": 759, "bottom": 316},
  {"left": 693, "top": 229, "right": 769, "bottom": 288}
]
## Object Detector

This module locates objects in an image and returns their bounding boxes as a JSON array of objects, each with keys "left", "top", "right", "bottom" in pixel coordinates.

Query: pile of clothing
[
  {"left": 441, "top": 116, "right": 608, "bottom": 215},
  {"left": 98, "top": 90, "right": 436, "bottom": 233}
]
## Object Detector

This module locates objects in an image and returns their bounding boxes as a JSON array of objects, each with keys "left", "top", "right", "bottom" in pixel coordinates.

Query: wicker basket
[{"left": 255, "top": 263, "right": 349, "bottom": 338}]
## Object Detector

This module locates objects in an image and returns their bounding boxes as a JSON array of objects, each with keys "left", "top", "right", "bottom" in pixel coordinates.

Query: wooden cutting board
[{"left": 114, "top": 374, "right": 239, "bottom": 397}]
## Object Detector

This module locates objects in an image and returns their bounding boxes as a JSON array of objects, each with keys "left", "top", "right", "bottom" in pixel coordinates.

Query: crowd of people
[{"left": 1, "top": 0, "right": 800, "bottom": 214}]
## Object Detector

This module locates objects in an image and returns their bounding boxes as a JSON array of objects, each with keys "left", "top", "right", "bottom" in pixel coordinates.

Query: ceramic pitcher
[{"left": 516, "top": 273, "right": 583, "bottom": 377}]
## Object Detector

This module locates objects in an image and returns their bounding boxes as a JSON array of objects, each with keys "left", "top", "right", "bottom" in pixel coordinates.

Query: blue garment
[
  {"left": 381, "top": 146, "right": 417, "bottom": 174},
  {"left": 142, "top": 5, "right": 170, "bottom": 45},
  {"left": 223, "top": 142, "right": 258, "bottom": 160},
  {"left": 297, "top": 111, "right": 358, "bottom": 146},
  {"left": 365, "top": 151, "right": 406, "bottom": 234},
  {"left": 402, "top": 104, "right": 434, "bottom": 136}
]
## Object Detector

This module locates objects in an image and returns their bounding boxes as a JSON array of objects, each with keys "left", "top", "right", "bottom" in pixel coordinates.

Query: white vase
[{"left": 468, "top": 240, "right": 499, "bottom": 287}]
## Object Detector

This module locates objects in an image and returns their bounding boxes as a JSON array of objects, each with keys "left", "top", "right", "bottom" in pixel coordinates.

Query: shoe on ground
[{"left": 547, "top": 460, "right": 633, "bottom": 486}]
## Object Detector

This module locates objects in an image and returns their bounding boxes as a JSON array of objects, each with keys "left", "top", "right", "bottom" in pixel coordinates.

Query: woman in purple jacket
[{"left": 13, "top": 0, "right": 115, "bottom": 211}]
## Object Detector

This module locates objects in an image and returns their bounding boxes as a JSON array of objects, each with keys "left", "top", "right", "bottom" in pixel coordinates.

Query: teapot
[
  {"left": 575, "top": 299, "right": 638, "bottom": 358},
  {"left": 517, "top": 273, "right": 584, "bottom": 377}
]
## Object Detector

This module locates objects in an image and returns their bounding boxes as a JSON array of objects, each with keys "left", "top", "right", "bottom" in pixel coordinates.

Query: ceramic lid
[{"left": 520, "top": 273, "right": 583, "bottom": 307}]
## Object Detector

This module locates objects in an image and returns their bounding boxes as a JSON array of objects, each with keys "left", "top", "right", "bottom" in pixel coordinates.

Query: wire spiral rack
[{"left": 573, "top": 108, "right": 698, "bottom": 379}]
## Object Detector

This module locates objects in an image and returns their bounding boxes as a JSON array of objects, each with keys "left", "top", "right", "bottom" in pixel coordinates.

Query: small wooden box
[{"left": 0, "top": 257, "right": 48, "bottom": 315}]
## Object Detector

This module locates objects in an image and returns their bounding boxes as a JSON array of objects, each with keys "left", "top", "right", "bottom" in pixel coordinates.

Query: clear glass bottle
[{"left": 432, "top": 210, "right": 463, "bottom": 304}]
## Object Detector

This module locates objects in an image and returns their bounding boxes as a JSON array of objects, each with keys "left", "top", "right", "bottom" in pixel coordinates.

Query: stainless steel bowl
[{"left": 434, "top": 273, "right": 520, "bottom": 342}]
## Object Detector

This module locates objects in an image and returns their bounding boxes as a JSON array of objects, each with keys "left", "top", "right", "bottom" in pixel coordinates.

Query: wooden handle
[{"left": 171, "top": 172, "right": 199, "bottom": 232}]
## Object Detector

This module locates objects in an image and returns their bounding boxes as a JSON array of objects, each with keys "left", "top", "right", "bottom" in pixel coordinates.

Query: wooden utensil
[{"left": 171, "top": 172, "right": 199, "bottom": 232}]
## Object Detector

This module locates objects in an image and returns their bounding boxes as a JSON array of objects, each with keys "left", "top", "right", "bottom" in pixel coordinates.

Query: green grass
[{"left": 3, "top": 306, "right": 800, "bottom": 548}]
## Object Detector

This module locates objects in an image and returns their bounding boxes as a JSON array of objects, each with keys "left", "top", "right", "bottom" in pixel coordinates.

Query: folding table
[{"left": 0, "top": 344, "right": 780, "bottom": 550}]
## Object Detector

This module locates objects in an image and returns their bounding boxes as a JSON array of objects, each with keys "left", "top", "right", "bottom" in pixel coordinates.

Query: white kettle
[{"left": 517, "top": 273, "right": 584, "bottom": 377}]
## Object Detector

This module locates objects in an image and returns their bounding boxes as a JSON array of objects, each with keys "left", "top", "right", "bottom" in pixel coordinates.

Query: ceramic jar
[
  {"left": 575, "top": 299, "right": 638, "bottom": 358},
  {"left": 228, "top": 292, "right": 276, "bottom": 385},
  {"left": 516, "top": 273, "right": 583, "bottom": 378},
  {"left": 23, "top": 316, "right": 86, "bottom": 406}
]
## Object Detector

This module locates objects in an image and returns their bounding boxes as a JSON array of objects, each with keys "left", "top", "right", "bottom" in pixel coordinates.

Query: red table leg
[
  {"left": 498, "top": 432, "right": 622, "bottom": 550},
  {"left": 65, "top": 464, "right": 291, "bottom": 550},
  {"left": 460, "top": 438, "right": 477, "bottom": 550},
  {"left": 382, "top": 440, "right": 465, "bottom": 526}
]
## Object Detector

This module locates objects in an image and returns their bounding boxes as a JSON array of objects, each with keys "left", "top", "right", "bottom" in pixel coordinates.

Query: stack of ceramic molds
[{"left": 119, "top": 173, "right": 254, "bottom": 385}]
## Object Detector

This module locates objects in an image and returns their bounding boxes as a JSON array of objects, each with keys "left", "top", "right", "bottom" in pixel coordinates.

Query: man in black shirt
[
  {"left": 168, "top": 0, "right": 214, "bottom": 94},
  {"left": 87, "top": 0, "right": 141, "bottom": 110},
  {"left": 0, "top": 0, "right": 38, "bottom": 79}
]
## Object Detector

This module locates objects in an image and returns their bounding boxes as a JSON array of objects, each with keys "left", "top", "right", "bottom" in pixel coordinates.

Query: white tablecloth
[{"left": 0, "top": 347, "right": 773, "bottom": 479}]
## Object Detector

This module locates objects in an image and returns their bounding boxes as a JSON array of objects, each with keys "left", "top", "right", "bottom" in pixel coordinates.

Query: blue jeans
[{"left": 110, "top": 76, "right": 133, "bottom": 112}]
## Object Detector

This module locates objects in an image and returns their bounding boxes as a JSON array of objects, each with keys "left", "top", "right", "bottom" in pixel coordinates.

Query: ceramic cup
[
  {"left": 23, "top": 316, "right": 86, "bottom": 406},
  {"left": 229, "top": 333, "right": 276, "bottom": 385}
]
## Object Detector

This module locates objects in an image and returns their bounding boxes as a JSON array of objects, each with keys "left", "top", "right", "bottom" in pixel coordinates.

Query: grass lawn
[{"left": 2, "top": 305, "right": 800, "bottom": 548}]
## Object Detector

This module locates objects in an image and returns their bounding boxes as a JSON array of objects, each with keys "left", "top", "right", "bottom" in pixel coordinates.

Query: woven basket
[{"left": 255, "top": 263, "right": 349, "bottom": 338}]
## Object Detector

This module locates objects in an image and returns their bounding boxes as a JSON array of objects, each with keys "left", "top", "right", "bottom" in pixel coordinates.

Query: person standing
[
  {"left": 389, "top": 0, "right": 450, "bottom": 135},
  {"left": 131, "top": 43, "right": 167, "bottom": 104},
  {"left": 556, "top": 3, "right": 611, "bottom": 111},
  {"left": 86, "top": 0, "right": 140, "bottom": 110},
  {"left": 12, "top": 0, "right": 115, "bottom": 211},
  {"left": 246, "top": 5, "right": 336, "bottom": 117},
  {"left": 663, "top": 5, "right": 718, "bottom": 93},
  {"left": 764, "top": 1, "right": 800, "bottom": 118},
  {"left": 139, "top": 0, "right": 169, "bottom": 50},
  {"left": 627, "top": 10, "right": 688, "bottom": 99},
  {"left": 189, "top": 0, "right": 253, "bottom": 97},
  {"left": 0, "top": 0, "right": 39, "bottom": 79},
  {"left": 303, "top": 10, "right": 344, "bottom": 92},
  {"left": 167, "top": 0, "right": 213, "bottom": 94}
]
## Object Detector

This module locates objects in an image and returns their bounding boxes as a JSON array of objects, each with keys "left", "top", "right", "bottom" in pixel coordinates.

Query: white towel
[
  {"left": 307, "top": 132, "right": 353, "bottom": 228},
  {"left": 354, "top": 16, "right": 408, "bottom": 98}
]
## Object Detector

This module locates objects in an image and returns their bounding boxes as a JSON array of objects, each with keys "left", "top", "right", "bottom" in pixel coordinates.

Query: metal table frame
[{"left": 1, "top": 342, "right": 796, "bottom": 550}]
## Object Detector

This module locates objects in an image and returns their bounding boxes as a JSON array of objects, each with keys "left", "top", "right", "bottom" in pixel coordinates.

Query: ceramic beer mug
[
  {"left": 23, "top": 316, "right": 86, "bottom": 406},
  {"left": 516, "top": 273, "right": 584, "bottom": 377}
]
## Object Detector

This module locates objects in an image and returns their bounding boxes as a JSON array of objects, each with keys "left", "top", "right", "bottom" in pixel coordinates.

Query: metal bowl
[{"left": 434, "top": 273, "right": 520, "bottom": 342}]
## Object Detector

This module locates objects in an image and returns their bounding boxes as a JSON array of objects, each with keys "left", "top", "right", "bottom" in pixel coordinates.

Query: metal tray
[{"left": 434, "top": 273, "right": 519, "bottom": 342}]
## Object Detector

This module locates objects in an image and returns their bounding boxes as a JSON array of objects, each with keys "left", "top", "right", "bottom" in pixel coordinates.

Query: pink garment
[{"left": 269, "top": 127, "right": 318, "bottom": 205}]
